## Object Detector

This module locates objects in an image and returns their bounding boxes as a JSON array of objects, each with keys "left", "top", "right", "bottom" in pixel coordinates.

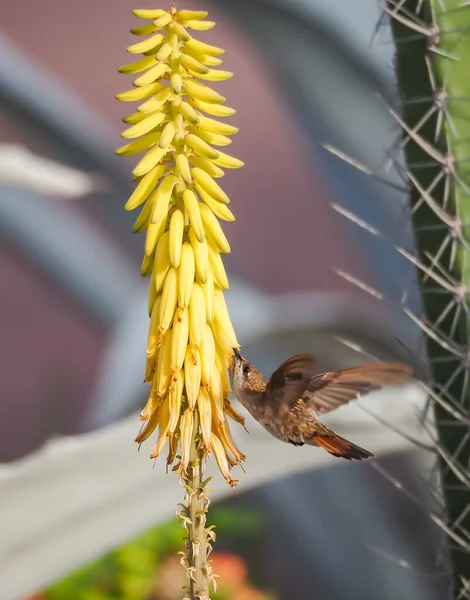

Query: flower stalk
[
  {"left": 178, "top": 412, "right": 215, "bottom": 599},
  {"left": 116, "top": 5, "right": 245, "bottom": 597}
]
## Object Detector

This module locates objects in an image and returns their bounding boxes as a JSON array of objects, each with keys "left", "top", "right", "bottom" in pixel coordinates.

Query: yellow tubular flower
[{"left": 116, "top": 5, "right": 244, "bottom": 488}]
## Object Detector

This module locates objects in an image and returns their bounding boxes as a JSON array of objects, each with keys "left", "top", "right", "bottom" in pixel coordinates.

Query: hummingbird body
[{"left": 233, "top": 350, "right": 412, "bottom": 460}]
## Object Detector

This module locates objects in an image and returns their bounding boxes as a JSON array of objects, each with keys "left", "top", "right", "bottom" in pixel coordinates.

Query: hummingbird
[{"left": 232, "top": 349, "right": 412, "bottom": 460}]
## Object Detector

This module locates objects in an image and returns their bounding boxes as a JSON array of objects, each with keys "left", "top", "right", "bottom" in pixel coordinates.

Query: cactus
[
  {"left": 333, "top": 1, "right": 470, "bottom": 596},
  {"left": 388, "top": 2, "right": 470, "bottom": 595}
]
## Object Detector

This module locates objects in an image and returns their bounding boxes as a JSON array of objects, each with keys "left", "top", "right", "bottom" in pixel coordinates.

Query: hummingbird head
[{"left": 233, "top": 347, "right": 267, "bottom": 396}]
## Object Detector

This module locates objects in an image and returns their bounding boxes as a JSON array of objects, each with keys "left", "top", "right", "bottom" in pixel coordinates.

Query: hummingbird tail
[{"left": 313, "top": 433, "right": 374, "bottom": 461}]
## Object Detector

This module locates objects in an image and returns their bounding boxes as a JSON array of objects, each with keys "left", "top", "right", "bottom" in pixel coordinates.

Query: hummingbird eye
[{"left": 242, "top": 364, "right": 250, "bottom": 375}]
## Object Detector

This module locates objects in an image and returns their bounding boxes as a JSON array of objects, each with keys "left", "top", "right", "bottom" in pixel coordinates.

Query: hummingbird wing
[
  {"left": 301, "top": 362, "right": 413, "bottom": 415},
  {"left": 265, "top": 354, "right": 318, "bottom": 405}
]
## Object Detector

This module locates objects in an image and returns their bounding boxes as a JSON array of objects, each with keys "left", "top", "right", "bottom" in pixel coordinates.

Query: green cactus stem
[{"left": 387, "top": 0, "right": 470, "bottom": 595}]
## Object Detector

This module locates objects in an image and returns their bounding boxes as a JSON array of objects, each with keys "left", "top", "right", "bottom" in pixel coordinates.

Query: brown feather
[
  {"left": 244, "top": 366, "right": 267, "bottom": 393},
  {"left": 303, "top": 362, "right": 412, "bottom": 415},
  {"left": 266, "top": 353, "right": 317, "bottom": 406},
  {"left": 313, "top": 433, "right": 374, "bottom": 460},
  {"left": 266, "top": 358, "right": 412, "bottom": 416}
]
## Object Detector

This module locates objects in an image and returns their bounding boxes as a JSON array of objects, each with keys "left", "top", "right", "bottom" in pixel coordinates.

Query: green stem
[{"left": 182, "top": 412, "right": 211, "bottom": 600}]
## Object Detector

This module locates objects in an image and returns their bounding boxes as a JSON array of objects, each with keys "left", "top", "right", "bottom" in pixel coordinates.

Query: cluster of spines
[{"left": 116, "top": 6, "right": 245, "bottom": 488}]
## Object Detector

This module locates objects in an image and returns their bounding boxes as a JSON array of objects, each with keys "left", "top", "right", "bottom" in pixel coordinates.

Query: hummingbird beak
[{"left": 229, "top": 347, "right": 242, "bottom": 372}]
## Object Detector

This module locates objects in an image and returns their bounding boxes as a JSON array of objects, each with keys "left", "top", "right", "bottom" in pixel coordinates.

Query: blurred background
[{"left": 0, "top": 0, "right": 446, "bottom": 599}]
